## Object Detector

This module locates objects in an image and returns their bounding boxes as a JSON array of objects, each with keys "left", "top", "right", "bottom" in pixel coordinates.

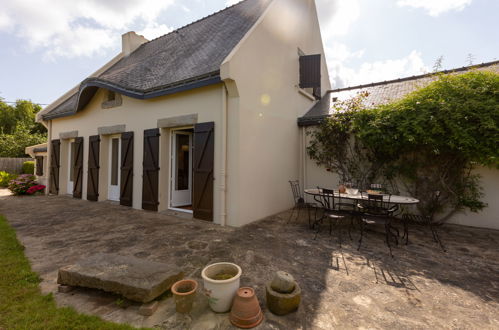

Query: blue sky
[{"left": 0, "top": 0, "right": 497, "bottom": 106}]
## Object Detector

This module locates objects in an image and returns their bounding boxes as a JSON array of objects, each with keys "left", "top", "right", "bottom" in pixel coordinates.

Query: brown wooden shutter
[
  {"left": 35, "top": 156, "right": 44, "bottom": 176},
  {"left": 120, "top": 131, "right": 134, "bottom": 207},
  {"left": 87, "top": 135, "right": 100, "bottom": 201},
  {"left": 193, "top": 122, "right": 215, "bottom": 221},
  {"left": 299, "top": 54, "right": 321, "bottom": 90},
  {"left": 49, "top": 139, "right": 61, "bottom": 195},
  {"left": 72, "top": 137, "right": 84, "bottom": 199},
  {"left": 142, "top": 128, "right": 160, "bottom": 211}
]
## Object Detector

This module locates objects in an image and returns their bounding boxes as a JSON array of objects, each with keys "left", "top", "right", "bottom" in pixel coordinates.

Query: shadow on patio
[{"left": 1, "top": 194, "right": 498, "bottom": 329}]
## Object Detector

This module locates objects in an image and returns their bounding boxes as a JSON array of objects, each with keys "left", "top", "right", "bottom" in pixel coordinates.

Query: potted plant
[
  {"left": 201, "top": 262, "right": 242, "bottom": 313},
  {"left": 171, "top": 279, "right": 198, "bottom": 313}
]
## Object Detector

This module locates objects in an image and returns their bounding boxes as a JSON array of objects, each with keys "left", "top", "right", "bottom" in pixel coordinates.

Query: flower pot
[
  {"left": 171, "top": 279, "right": 198, "bottom": 313},
  {"left": 201, "top": 262, "right": 242, "bottom": 313},
  {"left": 230, "top": 287, "right": 263, "bottom": 329}
]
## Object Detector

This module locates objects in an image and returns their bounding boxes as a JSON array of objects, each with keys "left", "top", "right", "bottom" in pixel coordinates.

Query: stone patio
[{"left": 1, "top": 192, "right": 498, "bottom": 329}]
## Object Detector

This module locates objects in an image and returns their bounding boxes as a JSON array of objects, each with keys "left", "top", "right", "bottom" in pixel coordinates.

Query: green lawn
[{"left": 0, "top": 215, "right": 147, "bottom": 330}]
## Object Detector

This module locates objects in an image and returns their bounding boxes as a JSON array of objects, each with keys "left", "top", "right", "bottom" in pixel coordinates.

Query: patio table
[
  {"left": 304, "top": 188, "right": 420, "bottom": 256},
  {"left": 304, "top": 188, "right": 419, "bottom": 205}
]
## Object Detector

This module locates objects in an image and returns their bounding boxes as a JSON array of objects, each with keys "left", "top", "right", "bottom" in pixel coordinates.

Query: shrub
[
  {"left": 8, "top": 174, "right": 37, "bottom": 195},
  {"left": 22, "top": 161, "right": 35, "bottom": 174},
  {"left": 0, "top": 171, "right": 17, "bottom": 188}
]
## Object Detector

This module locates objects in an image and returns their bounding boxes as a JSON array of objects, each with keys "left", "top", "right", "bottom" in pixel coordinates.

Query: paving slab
[
  {"left": 57, "top": 253, "right": 184, "bottom": 303},
  {"left": 1, "top": 194, "right": 499, "bottom": 329}
]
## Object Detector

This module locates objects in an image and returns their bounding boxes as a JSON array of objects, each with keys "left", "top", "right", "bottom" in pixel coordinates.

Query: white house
[{"left": 36, "top": 0, "right": 330, "bottom": 227}]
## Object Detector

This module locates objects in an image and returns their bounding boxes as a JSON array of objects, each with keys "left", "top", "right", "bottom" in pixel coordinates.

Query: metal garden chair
[
  {"left": 357, "top": 192, "right": 399, "bottom": 257},
  {"left": 402, "top": 191, "right": 446, "bottom": 251},
  {"left": 288, "top": 180, "right": 317, "bottom": 228},
  {"left": 314, "top": 187, "right": 356, "bottom": 244}
]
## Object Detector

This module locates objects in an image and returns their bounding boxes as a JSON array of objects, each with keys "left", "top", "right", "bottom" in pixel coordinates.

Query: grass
[{"left": 0, "top": 215, "right": 148, "bottom": 330}]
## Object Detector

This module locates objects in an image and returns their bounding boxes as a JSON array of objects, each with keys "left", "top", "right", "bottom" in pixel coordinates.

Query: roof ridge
[
  {"left": 327, "top": 60, "right": 499, "bottom": 93},
  {"left": 143, "top": 0, "right": 254, "bottom": 45}
]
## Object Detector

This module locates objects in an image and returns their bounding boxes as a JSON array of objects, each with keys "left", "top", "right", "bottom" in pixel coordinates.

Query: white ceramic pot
[{"left": 201, "top": 262, "right": 242, "bottom": 313}]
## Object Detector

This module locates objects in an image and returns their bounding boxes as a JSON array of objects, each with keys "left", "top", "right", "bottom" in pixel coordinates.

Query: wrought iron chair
[
  {"left": 357, "top": 192, "right": 399, "bottom": 257},
  {"left": 402, "top": 191, "right": 446, "bottom": 251},
  {"left": 314, "top": 188, "right": 356, "bottom": 243},
  {"left": 288, "top": 180, "right": 317, "bottom": 228}
]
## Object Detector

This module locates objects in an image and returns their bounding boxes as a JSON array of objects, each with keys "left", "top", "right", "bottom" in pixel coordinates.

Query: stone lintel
[
  {"left": 98, "top": 124, "right": 126, "bottom": 136},
  {"left": 59, "top": 130, "right": 78, "bottom": 139},
  {"left": 157, "top": 114, "right": 198, "bottom": 128}
]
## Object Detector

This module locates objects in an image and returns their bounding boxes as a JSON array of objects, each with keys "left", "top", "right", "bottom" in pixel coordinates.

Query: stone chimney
[{"left": 122, "top": 31, "right": 148, "bottom": 56}]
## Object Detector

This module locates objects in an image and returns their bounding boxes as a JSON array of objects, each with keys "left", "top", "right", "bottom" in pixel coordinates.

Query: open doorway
[{"left": 170, "top": 128, "right": 193, "bottom": 212}]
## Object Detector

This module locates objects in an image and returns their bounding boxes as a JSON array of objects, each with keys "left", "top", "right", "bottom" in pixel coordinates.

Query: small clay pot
[
  {"left": 338, "top": 184, "right": 347, "bottom": 193},
  {"left": 230, "top": 287, "right": 263, "bottom": 329},
  {"left": 171, "top": 279, "right": 198, "bottom": 313}
]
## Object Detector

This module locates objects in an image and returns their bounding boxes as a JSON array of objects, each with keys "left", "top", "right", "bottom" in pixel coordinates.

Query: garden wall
[
  {"left": 302, "top": 129, "right": 499, "bottom": 230},
  {"left": 0, "top": 158, "right": 33, "bottom": 174}
]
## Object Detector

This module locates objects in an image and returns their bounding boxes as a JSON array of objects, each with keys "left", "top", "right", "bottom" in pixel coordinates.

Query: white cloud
[
  {"left": 0, "top": 0, "right": 176, "bottom": 58},
  {"left": 316, "top": 0, "right": 360, "bottom": 40},
  {"left": 226, "top": 0, "right": 241, "bottom": 6},
  {"left": 397, "top": 0, "right": 472, "bottom": 16},
  {"left": 138, "top": 22, "right": 172, "bottom": 41},
  {"left": 326, "top": 43, "right": 429, "bottom": 88}
]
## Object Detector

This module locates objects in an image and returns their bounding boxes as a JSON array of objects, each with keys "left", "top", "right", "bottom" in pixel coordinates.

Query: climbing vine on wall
[{"left": 307, "top": 71, "right": 499, "bottom": 221}]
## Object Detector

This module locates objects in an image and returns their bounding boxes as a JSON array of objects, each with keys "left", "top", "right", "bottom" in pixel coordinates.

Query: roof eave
[{"left": 42, "top": 73, "right": 222, "bottom": 120}]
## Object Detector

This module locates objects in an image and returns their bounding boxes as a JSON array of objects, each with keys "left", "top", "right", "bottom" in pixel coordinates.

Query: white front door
[
  {"left": 67, "top": 140, "right": 75, "bottom": 194},
  {"left": 170, "top": 131, "right": 193, "bottom": 208},
  {"left": 108, "top": 137, "right": 121, "bottom": 201}
]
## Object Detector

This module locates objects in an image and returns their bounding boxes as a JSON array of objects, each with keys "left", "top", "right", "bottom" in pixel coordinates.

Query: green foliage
[
  {"left": 0, "top": 215, "right": 148, "bottom": 330},
  {"left": 308, "top": 71, "right": 499, "bottom": 220},
  {"left": 0, "top": 124, "right": 47, "bottom": 158},
  {"left": 22, "top": 161, "right": 35, "bottom": 174},
  {"left": 0, "top": 98, "right": 47, "bottom": 157},
  {"left": 0, "top": 171, "right": 17, "bottom": 188}
]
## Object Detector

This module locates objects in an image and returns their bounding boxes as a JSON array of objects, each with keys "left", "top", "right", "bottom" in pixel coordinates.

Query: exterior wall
[
  {"left": 222, "top": 0, "right": 331, "bottom": 226},
  {"left": 50, "top": 84, "right": 224, "bottom": 224},
  {"left": 302, "top": 127, "right": 499, "bottom": 230}
]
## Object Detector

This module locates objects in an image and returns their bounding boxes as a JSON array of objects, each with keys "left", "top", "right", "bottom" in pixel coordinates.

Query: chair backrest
[
  {"left": 289, "top": 180, "right": 303, "bottom": 204},
  {"left": 360, "top": 192, "right": 392, "bottom": 215},
  {"left": 317, "top": 187, "right": 336, "bottom": 211}
]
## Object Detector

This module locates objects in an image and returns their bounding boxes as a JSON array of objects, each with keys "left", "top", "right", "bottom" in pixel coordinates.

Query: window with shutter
[
  {"left": 299, "top": 54, "right": 321, "bottom": 99},
  {"left": 35, "top": 156, "right": 44, "bottom": 176}
]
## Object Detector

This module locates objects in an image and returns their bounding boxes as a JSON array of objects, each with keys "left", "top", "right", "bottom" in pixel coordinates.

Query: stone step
[{"left": 57, "top": 253, "right": 184, "bottom": 303}]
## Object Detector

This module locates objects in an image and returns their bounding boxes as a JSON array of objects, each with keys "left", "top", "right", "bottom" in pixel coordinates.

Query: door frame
[
  {"left": 169, "top": 127, "right": 193, "bottom": 213},
  {"left": 107, "top": 134, "right": 121, "bottom": 201},
  {"left": 67, "top": 138, "right": 75, "bottom": 195}
]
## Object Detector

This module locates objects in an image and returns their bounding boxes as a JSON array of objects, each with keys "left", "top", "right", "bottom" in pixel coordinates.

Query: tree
[{"left": 0, "top": 98, "right": 47, "bottom": 157}]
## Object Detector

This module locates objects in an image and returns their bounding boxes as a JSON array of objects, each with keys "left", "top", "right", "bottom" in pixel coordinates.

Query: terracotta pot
[
  {"left": 230, "top": 287, "right": 263, "bottom": 329},
  {"left": 202, "top": 262, "right": 242, "bottom": 312},
  {"left": 171, "top": 279, "right": 198, "bottom": 313},
  {"left": 338, "top": 184, "right": 347, "bottom": 193}
]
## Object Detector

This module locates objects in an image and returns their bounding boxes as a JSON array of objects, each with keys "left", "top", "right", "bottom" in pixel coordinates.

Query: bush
[
  {"left": 7, "top": 174, "right": 37, "bottom": 195},
  {"left": 0, "top": 171, "right": 17, "bottom": 188},
  {"left": 22, "top": 161, "right": 35, "bottom": 174}
]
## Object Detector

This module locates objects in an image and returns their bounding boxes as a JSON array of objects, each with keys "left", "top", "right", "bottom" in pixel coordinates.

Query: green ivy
[{"left": 307, "top": 71, "right": 499, "bottom": 220}]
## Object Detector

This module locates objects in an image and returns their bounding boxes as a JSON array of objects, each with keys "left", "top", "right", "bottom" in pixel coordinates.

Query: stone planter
[
  {"left": 266, "top": 271, "right": 301, "bottom": 315},
  {"left": 171, "top": 279, "right": 198, "bottom": 313},
  {"left": 201, "top": 262, "right": 242, "bottom": 313}
]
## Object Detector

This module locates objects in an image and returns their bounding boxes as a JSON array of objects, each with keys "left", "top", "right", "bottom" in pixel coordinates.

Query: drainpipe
[
  {"left": 220, "top": 85, "right": 228, "bottom": 226},
  {"left": 46, "top": 120, "right": 52, "bottom": 195}
]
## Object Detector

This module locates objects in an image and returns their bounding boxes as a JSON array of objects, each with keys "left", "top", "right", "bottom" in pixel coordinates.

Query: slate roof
[
  {"left": 43, "top": 0, "right": 272, "bottom": 120},
  {"left": 298, "top": 60, "right": 499, "bottom": 126}
]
